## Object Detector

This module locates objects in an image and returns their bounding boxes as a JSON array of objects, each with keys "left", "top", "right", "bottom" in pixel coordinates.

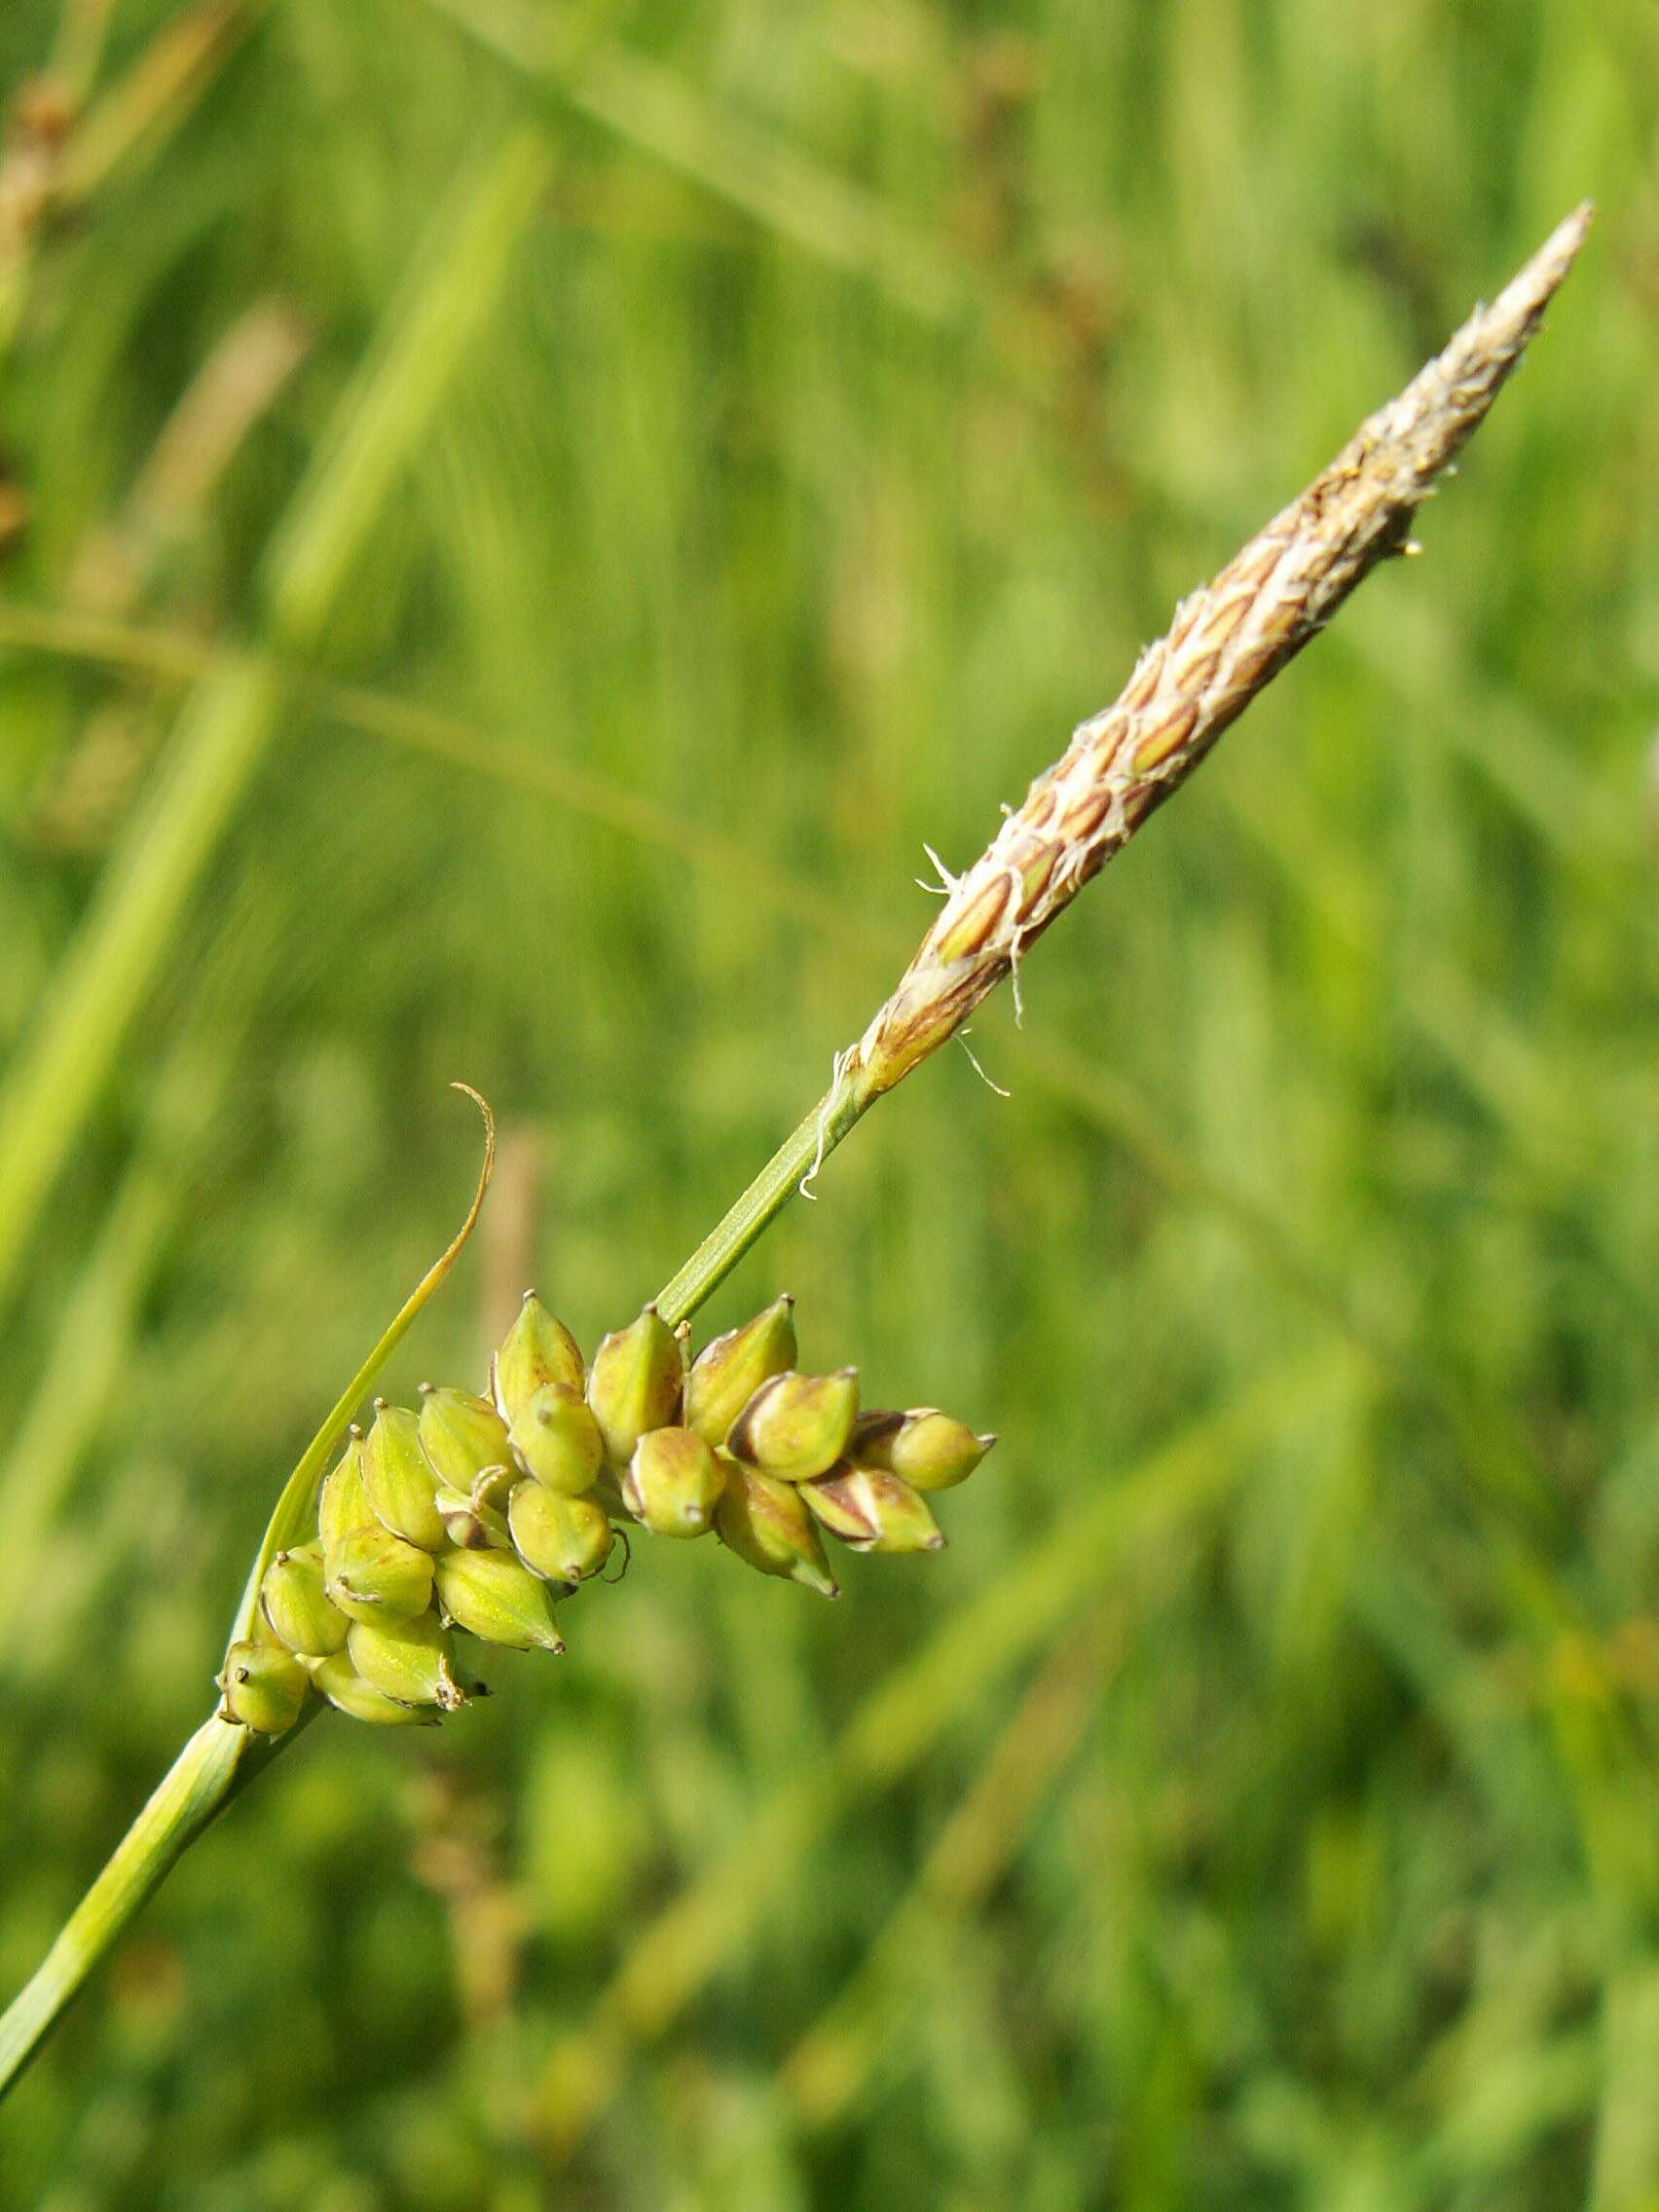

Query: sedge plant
[{"left": 0, "top": 203, "right": 1591, "bottom": 2100}]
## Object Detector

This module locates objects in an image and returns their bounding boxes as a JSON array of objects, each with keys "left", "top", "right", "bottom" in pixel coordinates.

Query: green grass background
[{"left": 1, "top": 1, "right": 1657, "bottom": 2204}]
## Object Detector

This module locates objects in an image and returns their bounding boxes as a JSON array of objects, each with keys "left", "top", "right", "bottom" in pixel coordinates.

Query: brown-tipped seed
[
  {"left": 849, "top": 1408, "right": 993, "bottom": 1492},
  {"left": 434, "top": 1547, "right": 566, "bottom": 1651},
  {"left": 714, "top": 1462, "right": 839, "bottom": 1596},
  {"left": 684, "top": 1296, "right": 797, "bottom": 1446},
  {"left": 622, "top": 1424, "right": 726, "bottom": 1537},
  {"left": 587, "top": 1306, "right": 682, "bottom": 1465},
  {"left": 417, "top": 1384, "right": 515, "bottom": 1490},
  {"left": 306, "top": 1649, "right": 439, "bottom": 1725},
  {"left": 322, "top": 1524, "right": 435, "bottom": 1624},
  {"left": 362, "top": 1400, "right": 447, "bottom": 1550},
  {"left": 317, "top": 1428, "right": 376, "bottom": 1551},
  {"left": 492, "top": 1290, "right": 586, "bottom": 1423},
  {"left": 508, "top": 1479, "right": 615, "bottom": 1583},
  {"left": 800, "top": 1466, "right": 944, "bottom": 1554},
  {"left": 347, "top": 1612, "right": 467, "bottom": 1711},
  {"left": 220, "top": 1640, "right": 310, "bottom": 1734},
  {"left": 261, "top": 1542, "right": 350, "bottom": 1657},
  {"left": 510, "top": 1382, "right": 606, "bottom": 1496},
  {"left": 432, "top": 1481, "right": 510, "bottom": 1551},
  {"left": 726, "top": 1369, "right": 859, "bottom": 1483}
]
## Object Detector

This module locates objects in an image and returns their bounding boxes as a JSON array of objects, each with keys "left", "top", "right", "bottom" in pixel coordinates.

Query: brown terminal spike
[{"left": 836, "top": 205, "right": 1594, "bottom": 1107}]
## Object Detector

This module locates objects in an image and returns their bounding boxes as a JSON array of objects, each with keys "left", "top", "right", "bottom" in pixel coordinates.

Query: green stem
[
  {"left": 0, "top": 1065, "right": 871, "bottom": 2103},
  {"left": 0, "top": 1716, "right": 262, "bottom": 2094},
  {"left": 0, "top": 1059, "right": 887, "bottom": 2099},
  {"left": 655, "top": 1067, "right": 871, "bottom": 1327}
]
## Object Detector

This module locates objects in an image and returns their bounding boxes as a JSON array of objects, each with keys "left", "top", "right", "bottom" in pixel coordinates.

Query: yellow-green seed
[
  {"left": 492, "top": 1290, "right": 585, "bottom": 1424},
  {"left": 800, "top": 1466, "right": 943, "bottom": 1554},
  {"left": 714, "top": 1462, "right": 839, "bottom": 1597},
  {"left": 347, "top": 1612, "right": 466, "bottom": 1711},
  {"left": 849, "top": 1407, "right": 992, "bottom": 1491},
  {"left": 508, "top": 1479, "right": 614, "bottom": 1583},
  {"left": 683, "top": 1296, "right": 797, "bottom": 1446},
  {"left": 510, "top": 1382, "right": 606, "bottom": 1496},
  {"left": 434, "top": 1547, "right": 565, "bottom": 1652},
  {"left": 622, "top": 1424, "right": 726, "bottom": 1537},
  {"left": 307, "top": 1650, "right": 438, "bottom": 1726},
  {"left": 317, "top": 1427, "right": 376, "bottom": 1551},
  {"left": 432, "top": 1481, "right": 511, "bottom": 1551},
  {"left": 323, "top": 1524, "right": 435, "bottom": 1624},
  {"left": 587, "top": 1305, "right": 682, "bottom": 1466},
  {"left": 220, "top": 1640, "right": 309, "bottom": 1735},
  {"left": 726, "top": 1369, "right": 859, "bottom": 1483},
  {"left": 417, "top": 1383, "right": 514, "bottom": 1491},
  {"left": 261, "top": 1542, "right": 350, "bottom": 1656},
  {"left": 361, "top": 1400, "right": 447, "bottom": 1550}
]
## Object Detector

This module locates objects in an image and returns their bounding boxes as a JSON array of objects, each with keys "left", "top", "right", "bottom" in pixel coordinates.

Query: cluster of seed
[{"left": 217, "top": 1294, "right": 993, "bottom": 1733}]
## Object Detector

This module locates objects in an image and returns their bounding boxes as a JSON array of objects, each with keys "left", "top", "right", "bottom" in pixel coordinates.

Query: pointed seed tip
[{"left": 1533, "top": 202, "right": 1594, "bottom": 280}]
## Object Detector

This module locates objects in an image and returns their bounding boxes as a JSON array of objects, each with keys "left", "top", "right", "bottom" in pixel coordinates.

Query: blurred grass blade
[
  {"left": 55, "top": 0, "right": 260, "bottom": 205},
  {"left": 0, "top": 1716, "right": 249, "bottom": 2098},
  {"left": 0, "top": 1149, "right": 172, "bottom": 1630},
  {"left": 0, "top": 129, "right": 546, "bottom": 1323},
  {"left": 0, "top": 0, "right": 262, "bottom": 357},
  {"left": 537, "top": 1356, "right": 1341, "bottom": 2154},
  {"left": 781, "top": 1619, "right": 1114, "bottom": 2131},
  {"left": 0, "top": 1088, "right": 492, "bottom": 2098},
  {"left": 430, "top": 0, "right": 969, "bottom": 323}
]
